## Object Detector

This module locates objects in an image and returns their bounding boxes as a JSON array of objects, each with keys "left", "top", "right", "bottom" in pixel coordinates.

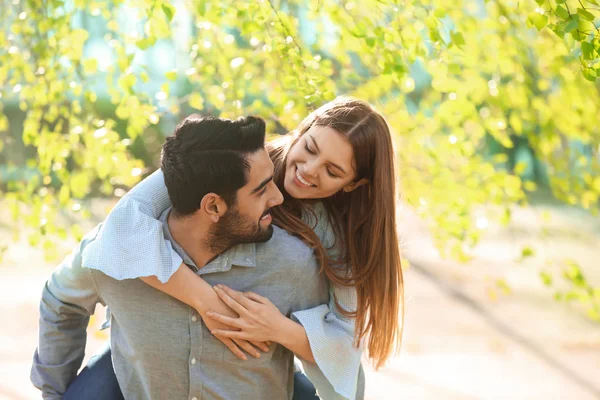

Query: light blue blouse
[{"left": 81, "top": 169, "right": 363, "bottom": 400}]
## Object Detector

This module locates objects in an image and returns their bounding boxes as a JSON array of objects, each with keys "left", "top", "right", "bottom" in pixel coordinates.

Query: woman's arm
[
  {"left": 81, "top": 169, "right": 181, "bottom": 282},
  {"left": 206, "top": 285, "right": 316, "bottom": 363},
  {"left": 141, "top": 264, "right": 270, "bottom": 359}
]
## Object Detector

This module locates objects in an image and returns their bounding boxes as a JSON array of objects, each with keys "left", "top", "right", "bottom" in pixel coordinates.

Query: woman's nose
[{"left": 303, "top": 161, "right": 318, "bottom": 177}]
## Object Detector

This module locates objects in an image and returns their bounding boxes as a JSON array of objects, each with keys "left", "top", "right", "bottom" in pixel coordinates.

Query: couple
[{"left": 31, "top": 97, "right": 404, "bottom": 399}]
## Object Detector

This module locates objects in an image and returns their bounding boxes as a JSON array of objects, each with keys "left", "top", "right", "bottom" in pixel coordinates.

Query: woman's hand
[
  {"left": 196, "top": 290, "right": 270, "bottom": 360},
  {"left": 205, "top": 285, "right": 288, "bottom": 344}
]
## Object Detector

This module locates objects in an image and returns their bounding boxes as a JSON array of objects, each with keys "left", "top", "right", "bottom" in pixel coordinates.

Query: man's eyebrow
[
  {"left": 309, "top": 135, "right": 348, "bottom": 175},
  {"left": 251, "top": 175, "right": 274, "bottom": 194}
]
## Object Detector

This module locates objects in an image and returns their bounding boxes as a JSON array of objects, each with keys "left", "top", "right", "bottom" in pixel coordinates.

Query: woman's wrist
[
  {"left": 192, "top": 281, "right": 219, "bottom": 315},
  {"left": 274, "top": 316, "right": 302, "bottom": 346},
  {"left": 274, "top": 317, "right": 316, "bottom": 363}
]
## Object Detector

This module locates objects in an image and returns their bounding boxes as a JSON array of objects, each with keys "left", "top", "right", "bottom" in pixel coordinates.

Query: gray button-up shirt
[{"left": 31, "top": 208, "right": 329, "bottom": 400}]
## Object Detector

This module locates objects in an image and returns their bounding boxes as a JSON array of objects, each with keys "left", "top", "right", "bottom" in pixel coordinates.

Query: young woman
[{"left": 81, "top": 97, "right": 404, "bottom": 400}]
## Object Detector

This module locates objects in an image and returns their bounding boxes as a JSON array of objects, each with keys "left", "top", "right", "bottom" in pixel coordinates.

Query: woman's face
[{"left": 284, "top": 125, "right": 357, "bottom": 199}]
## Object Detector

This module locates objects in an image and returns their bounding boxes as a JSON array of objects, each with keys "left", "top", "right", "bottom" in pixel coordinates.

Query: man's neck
[{"left": 167, "top": 212, "right": 217, "bottom": 269}]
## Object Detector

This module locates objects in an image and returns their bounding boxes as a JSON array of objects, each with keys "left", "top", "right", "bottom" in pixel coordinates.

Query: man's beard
[{"left": 205, "top": 205, "right": 273, "bottom": 255}]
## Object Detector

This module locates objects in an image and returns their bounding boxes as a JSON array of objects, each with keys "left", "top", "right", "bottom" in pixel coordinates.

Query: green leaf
[
  {"left": 82, "top": 58, "right": 98, "bottom": 74},
  {"left": 188, "top": 93, "right": 204, "bottom": 110},
  {"left": 540, "top": 271, "right": 553, "bottom": 286},
  {"left": 496, "top": 279, "right": 512, "bottom": 295},
  {"left": 521, "top": 246, "right": 535, "bottom": 259},
  {"left": 582, "top": 41, "right": 594, "bottom": 59},
  {"left": 165, "top": 70, "right": 178, "bottom": 81},
  {"left": 451, "top": 31, "right": 466, "bottom": 47},
  {"left": 587, "top": 308, "right": 600, "bottom": 321},
  {"left": 564, "top": 18, "right": 579, "bottom": 33},
  {"left": 582, "top": 67, "right": 597, "bottom": 81},
  {"left": 577, "top": 8, "right": 596, "bottom": 22},
  {"left": 514, "top": 161, "right": 528, "bottom": 176},
  {"left": 554, "top": 292, "right": 563, "bottom": 301},
  {"left": 136, "top": 37, "right": 156, "bottom": 50},
  {"left": 448, "top": 63, "right": 462, "bottom": 74},
  {"left": 555, "top": 5, "right": 570, "bottom": 20},
  {"left": 161, "top": 3, "right": 176, "bottom": 22},
  {"left": 528, "top": 12, "right": 548, "bottom": 31}
]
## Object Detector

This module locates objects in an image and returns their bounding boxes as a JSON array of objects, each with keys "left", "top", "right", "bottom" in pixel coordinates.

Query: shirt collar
[{"left": 160, "top": 207, "right": 256, "bottom": 275}]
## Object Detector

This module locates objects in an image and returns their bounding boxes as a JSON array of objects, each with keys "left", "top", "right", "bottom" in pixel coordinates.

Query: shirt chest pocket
[{"left": 195, "top": 320, "right": 276, "bottom": 366}]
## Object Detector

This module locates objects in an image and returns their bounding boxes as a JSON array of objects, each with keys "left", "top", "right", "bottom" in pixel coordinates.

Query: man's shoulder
[{"left": 257, "top": 225, "right": 314, "bottom": 262}]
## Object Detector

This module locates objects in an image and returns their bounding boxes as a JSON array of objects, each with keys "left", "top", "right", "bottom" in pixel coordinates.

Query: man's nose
[{"left": 269, "top": 185, "right": 284, "bottom": 207}]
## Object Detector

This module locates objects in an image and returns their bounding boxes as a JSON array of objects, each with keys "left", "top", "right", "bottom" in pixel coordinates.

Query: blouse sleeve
[
  {"left": 80, "top": 169, "right": 182, "bottom": 283},
  {"left": 291, "top": 202, "right": 364, "bottom": 400}
]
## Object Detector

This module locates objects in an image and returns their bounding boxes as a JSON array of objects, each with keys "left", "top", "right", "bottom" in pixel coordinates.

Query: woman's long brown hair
[{"left": 269, "top": 97, "right": 404, "bottom": 369}]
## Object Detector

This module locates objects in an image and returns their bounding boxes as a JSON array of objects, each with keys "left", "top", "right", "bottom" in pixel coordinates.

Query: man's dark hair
[{"left": 161, "top": 115, "right": 266, "bottom": 216}]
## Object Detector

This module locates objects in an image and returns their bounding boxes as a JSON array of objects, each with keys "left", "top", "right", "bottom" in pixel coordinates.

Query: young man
[{"left": 31, "top": 116, "right": 330, "bottom": 399}]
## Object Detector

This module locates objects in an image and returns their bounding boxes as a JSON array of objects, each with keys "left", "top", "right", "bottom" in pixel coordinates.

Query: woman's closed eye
[
  {"left": 304, "top": 143, "right": 338, "bottom": 178},
  {"left": 304, "top": 143, "right": 316, "bottom": 155}
]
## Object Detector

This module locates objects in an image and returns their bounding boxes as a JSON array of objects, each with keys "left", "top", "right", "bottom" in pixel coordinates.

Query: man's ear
[
  {"left": 342, "top": 178, "right": 369, "bottom": 193},
  {"left": 200, "top": 193, "right": 228, "bottom": 223}
]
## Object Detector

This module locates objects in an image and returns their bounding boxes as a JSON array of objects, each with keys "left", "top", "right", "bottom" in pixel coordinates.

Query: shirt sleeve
[
  {"left": 31, "top": 227, "right": 103, "bottom": 399},
  {"left": 291, "top": 203, "right": 364, "bottom": 400},
  {"left": 80, "top": 169, "right": 181, "bottom": 283}
]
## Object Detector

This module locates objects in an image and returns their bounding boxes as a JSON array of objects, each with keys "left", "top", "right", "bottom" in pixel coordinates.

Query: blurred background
[{"left": 1, "top": 0, "right": 599, "bottom": 399}]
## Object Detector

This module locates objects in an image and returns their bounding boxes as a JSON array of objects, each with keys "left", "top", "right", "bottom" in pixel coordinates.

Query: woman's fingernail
[
  {"left": 254, "top": 353, "right": 260, "bottom": 358},
  {"left": 242, "top": 355, "right": 247, "bottom": 360},
  {"left": 214, "top": 286, "right": 220, "bottom": 291},
  {"left": 206, "top": 312, "right": 213, "bottom": 317}
]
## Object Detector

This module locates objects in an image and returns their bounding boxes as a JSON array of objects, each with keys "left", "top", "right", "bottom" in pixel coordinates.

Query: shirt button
[
  {"left": 191, "top": 357, "right": 196, "bottom": 365},
  {"left": 191, "top": 315, "right": 197, "bottom": 322}
]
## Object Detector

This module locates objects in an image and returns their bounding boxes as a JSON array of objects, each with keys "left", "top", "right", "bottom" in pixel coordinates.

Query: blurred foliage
[
  {"left": 0, "top": 0, "right": 599, "bottom": 318},
  {"left": 542, "top": 259, "right": 600, "bottom": 321}
]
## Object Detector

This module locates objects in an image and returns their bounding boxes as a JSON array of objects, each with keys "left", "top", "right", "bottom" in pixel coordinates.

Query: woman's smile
[{"left": 294, "top": 166, "right": 316, "bottom": 188}]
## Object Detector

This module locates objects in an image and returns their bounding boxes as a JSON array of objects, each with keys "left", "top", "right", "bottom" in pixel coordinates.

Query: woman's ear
[
  {"left": 343, "top": 178, "right": 369, "bottom": 193},
  {"left": 200, "top": 194, "right": 228, "bottom": 223}
]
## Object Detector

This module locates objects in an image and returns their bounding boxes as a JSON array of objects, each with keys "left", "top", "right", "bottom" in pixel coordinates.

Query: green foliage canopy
[{"left": 1, "top": 0, "right": 599, "bottom": 317}]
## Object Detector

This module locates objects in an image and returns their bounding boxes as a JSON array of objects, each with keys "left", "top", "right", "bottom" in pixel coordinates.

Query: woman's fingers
[
  {"left": 218, "top": 337, "right": 247, "bottom": 360},
  {"left": 244, "top": 291, "right": 269, "bottom": 304},
  {"left": 216, "top": 285, "right": 258, "bottom": 311},
  {"left": 205, "top": 311, "right": 244, "bottom": 328},
  {"left": 213, "top": 286, "right": 250, "bottom": 316},
  {"left": 232, "top": 339, "right": 262, "bottom": 359},
  {"left": 212, "top": 329, "right": 251, "bottom": 340},
  {"left": 250, "top": 340, "right": 270, "bottom": 353}
]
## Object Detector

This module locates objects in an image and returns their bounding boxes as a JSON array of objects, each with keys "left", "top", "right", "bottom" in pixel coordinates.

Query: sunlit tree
[{"left": 1, "top": 0, "right": 598, "bottom": 318}]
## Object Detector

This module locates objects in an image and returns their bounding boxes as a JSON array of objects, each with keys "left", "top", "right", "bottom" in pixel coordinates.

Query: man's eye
[{"left": 259, "top": 187, "right": 267, "bottom": 196}]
